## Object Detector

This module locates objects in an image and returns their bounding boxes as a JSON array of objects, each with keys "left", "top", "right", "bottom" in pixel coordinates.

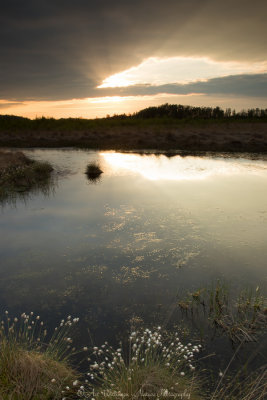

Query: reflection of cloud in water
[
  {"left": 134, "top": 232, "right": 162, "bottom": 243},
  {"left": 102, "top": 204, "right": 204, "bottom": 270},
  {"left": 113, "top": 266, "right": 152, "bottom": 284},
  {"left": 101, "top": 152, "right": 267, "bottom": 181}
]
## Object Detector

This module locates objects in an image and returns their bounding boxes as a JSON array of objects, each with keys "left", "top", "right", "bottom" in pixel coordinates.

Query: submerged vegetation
[
  {"left": 176, "top": 283, "right": 267, "bottom": 343},
  {"left": 0, "top": 150, "right": 53, "bottom": 202}
]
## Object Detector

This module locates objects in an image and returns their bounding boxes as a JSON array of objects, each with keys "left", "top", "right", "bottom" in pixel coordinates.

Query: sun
[{"left": 97, "top": 72, "right": 133, "bottom": 88}]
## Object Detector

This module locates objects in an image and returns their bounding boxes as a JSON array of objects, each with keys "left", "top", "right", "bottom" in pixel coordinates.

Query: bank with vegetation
[
  {"left": 0, "top": 283, "right": 266, "bottom": 399},
  {"left": 0, "top": 104, "right": 267, "bottom": 153}
]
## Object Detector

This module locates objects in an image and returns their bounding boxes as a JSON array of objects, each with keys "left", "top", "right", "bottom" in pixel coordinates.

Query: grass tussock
[
  {"left": 0, "top": 311, "right": 80, "bottom": 400},
  {"left": 84, "top": 327, "right": 204, "bottom": 400},
  {"left": 0, "top": 150, "right": 53, "bottom": 199},
  {"left": 93, "top": 363, "right": 203, "bottom": 400},
  {"left": 0, "top": 345, "right": 75, "bottom": 400},
  {"left": 85, "top": 162, "right": 103, "bottom": 180}
]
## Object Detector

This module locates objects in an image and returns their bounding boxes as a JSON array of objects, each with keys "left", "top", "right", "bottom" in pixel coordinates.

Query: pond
[{"left": 0, "top": 149, "right": 267, "bottom": 356}]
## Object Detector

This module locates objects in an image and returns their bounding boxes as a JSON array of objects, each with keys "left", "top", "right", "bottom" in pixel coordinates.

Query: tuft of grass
[
  {"left": 83, "top": 327, "right": 204, "bottom": 399},
  {"left": 0, "top": 311, "right": 80, "bottom": 400},
  {"left": 85, "top": 162, "right": 103, "bottom": 180},
  {"left": 0, "top": 345, "right": 76, "bottom": 400},
  {"left": 0, "top": 151, "right": 53, "bottom": 201}
]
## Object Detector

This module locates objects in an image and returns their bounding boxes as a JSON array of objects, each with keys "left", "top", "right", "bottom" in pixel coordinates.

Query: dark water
[{"left": 0, "top": 149, "right": 267, "bottom": 360}]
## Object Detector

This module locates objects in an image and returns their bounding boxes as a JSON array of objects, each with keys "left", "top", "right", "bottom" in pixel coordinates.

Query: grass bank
[
  {"left": 0, "top": 116, "right": 267, "bottom": 153},
  {"left": 0, "top": 150, "right": 53, "bottom": 200}
]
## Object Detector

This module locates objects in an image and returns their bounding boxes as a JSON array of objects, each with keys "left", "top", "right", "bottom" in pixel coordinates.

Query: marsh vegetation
[
  {"left": 0, "top": 150, "right": 53, "bottom": 202},
  {"left": 176, "top": 283, "right": 267, "bottom": 343},
  {"left": 0, "top": 104, "right": 267, "bottom": 152},
  {"left": 0, "top": 312, "right": 79, "bottom": 399},
  {"left": 0, "top": 149, "right": 267, "bottom": 399},
  {"left": 85, "top": 162, "right": 103, "bottom": 180},
  {"left": 1, "top": 286, "right": 266, "bottom": 400}
]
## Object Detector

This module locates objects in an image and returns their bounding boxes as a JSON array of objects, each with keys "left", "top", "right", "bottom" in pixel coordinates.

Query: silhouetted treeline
[
  {"left": 1, "top": 104, "right": 267, "bottom": 131},
  {"left": 129, "top": 104, "right": 267, "bottom": 120}
]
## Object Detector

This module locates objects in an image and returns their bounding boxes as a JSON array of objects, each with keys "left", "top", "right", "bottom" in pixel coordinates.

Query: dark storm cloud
[
  {"left": 0, "top": 0, "right": 266, "bottom": 101},
  {"left": 96, "top": 74, "right": 267, "bottom": 98}
]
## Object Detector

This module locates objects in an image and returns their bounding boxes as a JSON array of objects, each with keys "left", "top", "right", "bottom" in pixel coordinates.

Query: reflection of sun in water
[{"left": 100, "top": 152, "right": 267, "bottom": 181}]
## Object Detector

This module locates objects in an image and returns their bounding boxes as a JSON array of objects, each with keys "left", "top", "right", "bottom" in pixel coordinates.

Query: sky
[{"left": 0, "top": 0, "right": 266, "bottom": 119}]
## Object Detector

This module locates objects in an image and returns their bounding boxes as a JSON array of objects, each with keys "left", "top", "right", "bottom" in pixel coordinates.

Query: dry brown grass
[
  {"left": 94, "top": 364, "right": 204, "bottom": 400},
  {"left": 0, "top": 150, "right": 32, "bottom": 171},
  {"left": 1, "top": 121, "right": 267, "bottom": 152},
  {"left": 0, "top": 312, "right": 82, "bottom": 399},
  {"left": 0, "top": 150, "right": 53, "bottom": 201},
  {"left": 212, "top": 365, "right": 267, "bottom": 400},
  {"left": 0, "top": 345, "right": 77, "bottom": 399}
]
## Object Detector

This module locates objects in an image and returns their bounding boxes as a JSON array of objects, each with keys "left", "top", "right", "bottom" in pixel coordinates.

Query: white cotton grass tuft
[
  {"left": 84, "top": 326, "right": 202, "bottom": 398},
  {"left": 0, "top": 310, "right": 81, "bottom": 363}
]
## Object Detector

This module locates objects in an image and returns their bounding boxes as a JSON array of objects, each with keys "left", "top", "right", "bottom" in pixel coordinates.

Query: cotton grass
[
  {"left": 83, "top": 326, "right": 203, "bottom": 400},
  {"left": 0, "top": 311, "right": 80, "bottom": 399}
]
